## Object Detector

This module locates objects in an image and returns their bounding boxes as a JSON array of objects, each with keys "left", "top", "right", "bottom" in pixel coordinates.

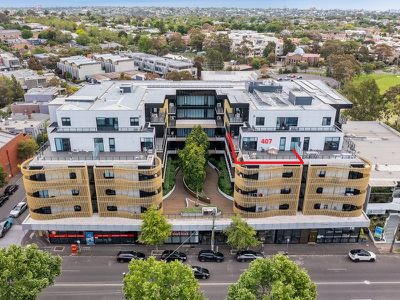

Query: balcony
[
  {"left": 150, "top": 113, "right": 166, "bottom": 124},
  {"left": 215, "top": 106, "right": 224, "bottom": 115},
  {"left": 227, "top": 113, "right": 243, "bottom": 124},
  {"left": 168, "top": 106, "right": 176, "bottom": 114},
  {"left": 242, "top": 125, "right": 341, "bottom": 133},
  {"left": 49, "top": 124, "right": 154, "bottom": 133},
  {"left": 168, "top": 117, "right": 176, "bottom": 127}
]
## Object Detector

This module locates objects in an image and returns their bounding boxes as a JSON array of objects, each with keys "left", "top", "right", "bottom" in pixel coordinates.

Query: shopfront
[{"left": 48, "top": 231, "right": 138, "bottom": 244}]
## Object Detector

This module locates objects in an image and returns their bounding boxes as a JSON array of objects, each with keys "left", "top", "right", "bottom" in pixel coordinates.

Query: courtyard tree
[
  {"left": 179, "top": 142, "right": 206, "bottom": 194},
  {"left": 227, "top": 254, "right": 317, "bottom": 300},
  {"left": 185, "top": 125, "right": 209, "bottom": 153},
  {"left": 224, "top": 214, "right": 260, "bottom": 251},
  {"left": 17, "top": 138, "right": 39, "bottom": 160},
  {"left": 0, "top": 244, "right": 62, "bottom": 300},
  {"left": 138, "top": 205, "right": 172, "bottom": 250},
  {"left": 123, "top": 256, "right": 204, "bottom": 300}
]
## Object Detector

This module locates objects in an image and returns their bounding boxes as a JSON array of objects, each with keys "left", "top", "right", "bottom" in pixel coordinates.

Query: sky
[{"left": 1, "top": 0, "right": 400, "bottom": 10}]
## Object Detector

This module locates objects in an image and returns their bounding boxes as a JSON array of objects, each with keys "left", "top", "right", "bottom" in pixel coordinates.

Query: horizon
[{"left": 1, "top": 0, "right": 400, "bottom": 10}]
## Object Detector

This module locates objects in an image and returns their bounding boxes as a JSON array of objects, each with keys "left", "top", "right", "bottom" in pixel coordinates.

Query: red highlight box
[{"left": 226, "top": 132, "right": 304, "bottom": 165}]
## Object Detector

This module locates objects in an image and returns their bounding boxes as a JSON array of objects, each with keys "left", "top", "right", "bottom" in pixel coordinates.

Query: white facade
[
  {"left": 57, "top": 56, "right": 104, "bottom": 80},
  {"left": 92, "top": 54, "right": 135, "bottom": 73}
]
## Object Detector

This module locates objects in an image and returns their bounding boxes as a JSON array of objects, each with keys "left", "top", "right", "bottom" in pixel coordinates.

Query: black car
[
  {"left": 236, "top": 250, "right": 264, "bottom": 262},
  {"left": 161, "top": 250, "right": 187, "bottom": 262},
  {"left": 198, "top": 250, "right": 224, "bottom": 262},
  {"left": 191, "top": 266, "right": 210, "bottom": 279},
  {"left": 4, "top": 185, "right": 18, "bottom": 196},
  {"left": 0, "top": 194, "right": 9, "bottom": 207},
  {"left": 116, "top": 251, "right": 146, "bottom": 262}
]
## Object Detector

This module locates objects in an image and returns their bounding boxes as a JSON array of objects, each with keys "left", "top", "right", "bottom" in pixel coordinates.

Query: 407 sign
[{"left": 260, "top": 138, "right": 272, "bottom": 144}]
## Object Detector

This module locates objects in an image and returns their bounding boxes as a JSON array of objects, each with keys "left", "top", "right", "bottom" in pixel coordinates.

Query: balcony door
[{"left": 94, "top": 138, "right": 104, "bottom": 153}]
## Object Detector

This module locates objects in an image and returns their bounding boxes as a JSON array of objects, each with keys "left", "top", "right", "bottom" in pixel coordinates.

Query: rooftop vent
[
  {"left": 120, "top": 83, "right": 133, "bottom": 94},
  {"left": 288, "top": 90, "right": 313, "bottom": 106},
  {"left": 247, "top": 81, "right": 282, "bottom": 93}
]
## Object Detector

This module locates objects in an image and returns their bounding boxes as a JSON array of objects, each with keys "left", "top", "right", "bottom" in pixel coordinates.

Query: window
[
  {"left": 141, "top": 137, "right": 154, "bottom": 151},
  {"left": 255, "top": 117, "right": 265, "bottom": 126},
  {"left": 322, "top": 117, "right": 331, "bottom": 126},
  {"left": 96, "top": 117, "right": 118, "bottom": 131},
  {"left": 103, "top": 171, "right": 114, "bottom": 179},
  {"left": 319, "top": 170, "right": 326, "bottom": 178},
  {"left": 109, "top": 138, "right": 115, "bottom": 152},
  {"left": 94, "top": 138, "right": 104, "bottom": 152},
  {"left": 61, "top": 117, "right": 71, "bottom": 126},
  {"left": 107, "top": 205, "right": 118, "bottom": 211},
  {"left": 314, "top": 203, "right": 321, "bottom": 209},
  {"left": 279, "top": 137, "right": 286, "bottom": 151},
  {"left": 303, "top": 137, "right": 310, "bottom": 151},
  {"left": 279, "top": 204, "right": 289, "bottom": 210},
  {"left": 242, "top": 137, "right": 257, "bottom": 151},
  {"left": 348, "top": 171, "right": 363, "bottom": 179},
  {"left": 130, "top": 117, "right": 139, "bottom": 126},
  {"left": 282, "top": 171, "right": 293, "bottom": 178},
  {"left": 34, "top": 190, "right": 49, "bottom": 198},
  {"left": 33, "top": 206, "right": 51, "bottom": 214},
  {"left": 324, "top": 137, "right": 340, "bottom": 151},
  {"left": 54, "top": 138, "right": 71, "bottom": 152},
  {"left": 290, "top": 137, "right": 301, "bottom": 150},
  {"left": 276, "top": 117, "right": 298, "bottom": 130},
  {"left": 280, "top": 188, "right": 291, "bottom": 194},
  {"left": 74, "top": 205, "right": 81, "bottom": 211},
  {"left": 69, "top": 172, "right": 77, "bottom": 179},
  {"left": 105, "top": 189, "right": 116, "bottom": 195},
  {"left": 316, "top": 187, "right": 323, "bottom": 194},
  {"left": 71, "top": 189, "right": 79, "bottom": 196}
]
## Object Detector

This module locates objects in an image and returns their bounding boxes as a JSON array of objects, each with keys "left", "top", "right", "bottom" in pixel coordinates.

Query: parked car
[
  {"left": 348, "top": 249, "right": 376, "bottom": 262},
  {"left": 297, "top": 75, "right": 303, "bottom": 79},
  {"left": 9, "top": 202, "right": 28, "bottom": 218},
  {"left": 191, "top": 266, "right": 210, "bottom": 279},
  {"left": 4, "top": 185, "right": 18, "bottom": 196},
  {"left": 236, "top": 250, "right": 264, "bottom": 262},
  {"left": 0, "top": 218, "right": 13, "bottom": 238},
  {"left": 116, "top": 251, "right": 146, "bottom": 262},
  {"left": 0, "top": 194, "right": 9, "bottom": 207},
  {"left": 198, "top": 250, "right": 224, "bottom": 262},
  {"left": 161, "top": 250, "right": 187, "bottom": 262}
]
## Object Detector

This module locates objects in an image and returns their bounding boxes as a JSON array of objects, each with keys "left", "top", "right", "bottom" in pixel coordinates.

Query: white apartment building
[
  {"left": 57, "top": 56, "right": 104, "bottom": 81},
  {"left": 92, "top": 54, "right": 135, "bottom": 73}
]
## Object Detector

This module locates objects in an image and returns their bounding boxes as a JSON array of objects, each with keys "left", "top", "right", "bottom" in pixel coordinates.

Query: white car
[
  {"left": 348, "top": 249, "right": 376, "bottom": 262},
  {"left": 9, "top": 202, "right": 28, "bottom": 218}
]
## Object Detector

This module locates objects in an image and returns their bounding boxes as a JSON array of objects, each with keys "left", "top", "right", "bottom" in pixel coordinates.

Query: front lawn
[{"left": 352, "top": 73, "right": 400, "bottom": 93}]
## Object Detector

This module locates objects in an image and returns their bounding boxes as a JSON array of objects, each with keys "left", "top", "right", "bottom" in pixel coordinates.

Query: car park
[
  {"left": 191, "top": 266, "right": 210, "bottom": 279},
  {"left": 0, "top": 194, "right": 9, "bottom": 207},
  {"left": 161, "top": 250, "right": 187, "bottom": 262},
  {"left": 348, "top": 249, "right": 376, "bottom": 262},
  {"left": 4, "top": 185, "right": 18, "bottom": 196},
  {"left": 236, "top": 250, "right": 264, "bottom": 262},
  {"left": 198, "top": 250, "right": 224, "bottom": 262},
  {"left": 9, "top": 202, "right": 28, "bottom": 218},
  {"left": 0, "top": 217, "right": 13, "bottom": 238},
  {"left": 116, "top": 251, "right": 146, "bottom": 262}
]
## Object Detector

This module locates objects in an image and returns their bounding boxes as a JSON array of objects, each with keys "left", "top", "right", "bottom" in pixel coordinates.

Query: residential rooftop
[{"left": 0, "top": 131, "right": 20, "bottom": 148}]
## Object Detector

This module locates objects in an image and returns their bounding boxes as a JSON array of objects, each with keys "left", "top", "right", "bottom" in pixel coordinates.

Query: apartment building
[
  {"left": 57, "top": 56, "right": 104, "bottom": 81},
  {"left": 0, "top": 69, "right": 53, "bottom": 89},
  {"left": 123, "top": 52, "right": 196, "bottom": 77},
  {"left": 22, "top": 79, "right": 370, "bottom": 245},
  {"left": 92, "top": 54, "right": 135, "bottom": 73},
  {"left": 0, "top": 51, "right": 21, "bottom": 70}
]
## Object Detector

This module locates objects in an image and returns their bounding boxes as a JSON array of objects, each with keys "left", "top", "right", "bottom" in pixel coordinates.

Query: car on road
[
  {"left": 0, "top": 194, "right": 9, "bottom": 207},
  {"left": 198, "top": 250, "right": 224, "bottom": 262},
  {"left": 0, "top": 217, "right": 13, "bottom": 238},
  {"left": 9, "top": 202, "right": 28, "bottom": 218},
  {"left": 348, "top": 249, "right": 376, "bottom": 262},
  {"left": 161, "top": 250, "right": 187, "bottom": 262},
  {"left": 116, "top": 251, "right": 146, "bottom": 262},
  {"left": 236, "top": 250, "right": 264, "bottom": 262},
  {"left": 297, "top": 75, "right": 303, "bottom": 79},
  {"left": 4, "top": 185, "right": 18, "bottom": 196},
  {"left": 191, "top": 266, "right": 210, "bottom": 279}
]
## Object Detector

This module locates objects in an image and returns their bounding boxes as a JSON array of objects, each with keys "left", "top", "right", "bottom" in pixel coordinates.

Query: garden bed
[
  {"left": 208, "top": 155, "right": 233, "bottom": 197},
  {"left": 163, "top": 156, "right": 179, "bottom": 195}
]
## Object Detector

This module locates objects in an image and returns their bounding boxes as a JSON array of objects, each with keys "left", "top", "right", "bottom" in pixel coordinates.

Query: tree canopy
[
  {"left": 224, "top": 214, "right": 260, "bottom": 251},
  {"left": 227, "top": 255, "right": 317, "bottom": 300},
  {"left": 0, "top": 166, "right": 7, "bottom": 188},
  {"left": 0, "top": 244, "right": 62, "bottom": 300},
  {"left": 123, "top": 256, "right": 204, "bottom": 300},
  {"left": 17, "top": 138, "right": 39, "bottom": 160}
]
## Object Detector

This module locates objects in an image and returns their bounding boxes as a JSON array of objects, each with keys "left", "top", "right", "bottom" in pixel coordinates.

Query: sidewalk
[{"left": 23, "top": 231, "right": 381, "bottom": 257}]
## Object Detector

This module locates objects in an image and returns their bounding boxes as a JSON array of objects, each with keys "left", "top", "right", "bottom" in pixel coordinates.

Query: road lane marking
[{"left": 327, "top": 268, "right": 347, "bottom": 271}]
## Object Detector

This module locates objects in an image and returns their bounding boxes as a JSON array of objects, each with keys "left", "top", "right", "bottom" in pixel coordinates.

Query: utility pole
[{"left": 211, "top": 208, "right": 217, "bottom": 252}]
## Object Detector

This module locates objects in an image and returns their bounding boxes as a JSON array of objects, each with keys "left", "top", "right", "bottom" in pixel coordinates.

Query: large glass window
[
  {"left": 176, "top": 95, "right": 215, "bottom": 106},
  {"left": 324, "top": 137, "right": 340, "bottom": 151},
  {"left": 276, "top": 117, "right": 298, "bottom": 130},
  {"left": 94, "top": 138, "right": 104, "bottom": 152},
  {"left": 109, "top": 138, "right": 115, "bottom": 152},
  {"left": 290, "top": 137, "right": 301, "bottom": 150},
  {"left": 54, "top": 138, "right": 71, "bottom": 152},
  {"left": 255, "top": 117, "right": 265, "bottom": 126},
  {"left": 141, "top": 137, "right": 153, "bottom": 151},
  {"left": 61, "top": 117, "right": 71, "bottom": 126},
  {"left": 130, "top": 117, "right": 139, "bottom": 126},
  {"left": 96, "top": 117, "right": 119, "bottom": 131},
  {"left": 242, "top": 137, "right": 257, "bottom": 151},
  {"left": 303, "top": 137, "right": 310, "bottom": 151},
  {"left": 322, "top": 117, "right": 331, "bottom": 126},
  {"left": 279, "top": 137, "right": 286, "bottom": 151}
]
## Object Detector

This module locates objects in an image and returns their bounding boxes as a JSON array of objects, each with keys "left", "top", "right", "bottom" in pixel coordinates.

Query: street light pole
[
  {"left": 390, "top": 223, "right": 399, "bottom": 253},
  {"left": 211, "top": 208, "right": 216, "bottom": 252},
  {"left": 286, "top": 238, "right": 290, "bottom": 255}
]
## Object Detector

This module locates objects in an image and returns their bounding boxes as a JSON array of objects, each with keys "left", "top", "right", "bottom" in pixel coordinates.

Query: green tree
[
  {"left": 326, "top": 54, "right": 361, "bottom": 85},
  {"left": 189, "top": 27, "right": 205, "bottom": 52},
  {"left": 168, "top": 32, "right": 185, "bottom": 52},
  {"left": 227, "top": 255, "right": 317, "bottom": 300},
  {"left": 383, "top": 84, "right": 400, "bottom": 126},
  {"left": 10, "top": 75, "right": 24, "bottom": 101},
  {"left": 27, "top": 56, "right": 43, "bottom": 71},
  {"left": 251, "top": 57, "right": 267, "bottom": 70},
  {"left": 0, "top": 244, "right": 62, "bottom": 300},
  {"left": 0, "top": 76, "right": 13, "bottom": 108},
  {"left": 123, "top": 256, "right": 204, "bottom": 300},
  {"left": 138, "top": 35, "right": 153, "bottom": 53},
  {"left": 185, "top": 125, "right": 209, "bottom": 153},
  {"left": 138, "top": 205, "right": 172, "bottom": 250},
  {"left": 266, "top": 52, "right": 276, "bottom": 65},
  {"left": 193, "top": 55, "right": 204, "bottom": 79},
  {"left": 224, "top": 215, "right": 260, "bottom": 251},
  {"left": 283, "top": 38, "right": 296, "bottom": 55},
  {"left": 17, "top": 138, "right": 39, "bottom": 160},
  {"left": 0, "top": 166, "right": 7, "bottom": 188},
  {"left": 21, "top": 29, "right": 33, "bottom": 39},
  {"left": 343, "top": 78, "right": 385, "bottom": 121},
  {"left": 179, "top": 143, "right": 206, "bottom": 194},
  {"left": 263, "top": 41, "right": 276, "bottom": 58},
  {"left": 205, "top": 49, "right": 224, "bottom": 71}
]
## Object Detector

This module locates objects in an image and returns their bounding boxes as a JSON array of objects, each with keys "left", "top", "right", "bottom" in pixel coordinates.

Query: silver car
[{"left": 9, "top": 202, "right": 28, "bottom": 218}]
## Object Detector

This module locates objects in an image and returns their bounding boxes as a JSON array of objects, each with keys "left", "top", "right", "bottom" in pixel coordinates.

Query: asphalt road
[
  {"left": 39, "top": 254, "right": 400, "bottom": 300},
  {"left": 0, "top": 174, "right": 29, "bottom": 224}
]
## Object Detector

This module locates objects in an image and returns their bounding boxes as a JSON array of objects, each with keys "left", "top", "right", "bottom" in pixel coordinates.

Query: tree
[
  {"left": 168, "top": 32, "right": 185, "bottom": 52},
  {"left": 27, "top": 57, "right": 43, "bottom": 71},
  {"left": 21, "top": 29, "right": 33, "bottom": 39},
  {"left": 189, "top": 27, "right": 205, "bottom": 52},
  {"left": 266, "top": 52, "right": 276, "bottom": 65},
  {"left": 10, "top": 75, "right": 24, "bottom": 101},
  {"left": 0, "top": 166, "right": 7, "bottom": 188},
  {"left": 138, "top": 205, "right": 172, "bottom": 250},
  {"left": 123, "top": 256, "right": 204, "bottom": 300},
  {"left": 263, "top": 42, "right": 276, "bottom": 59},
  {"left": 204, "top": 33, "right": 231, "bottom": 60},
  {"left": 283, "top": 38, "right": 296, "bottom": 55},
  {"left": 343, "top": 78, "right": 385, "bottom": 121},
  {"left": 179, "top": 143, "right": 206, "bottom": 194},
  {"left": 0, "top": 76, "right": 13, "bottom": 108},
  {"left": 326, "top": 54, "right": 361, "bottom": 85},
  {"left": 205, "top": 49, "right": 224, "bottom": 71},
  {"left": 224, "top": 215, "right": 260, "bottom": 251},
  {"left": 383, "top": 84, "right": 400, "bottom": 126},
  {"left": 193, "top": 55, "right": 204, "bottom": 79},
  {"left": 138, "top": 35, "right": 153, "bottom": 53},
  {"left": 227, "top": 255, "right": 317, "bottom": 300},
  {"left": 185, "top": 125, "right": 209, "bottom": 153},
  {"left": 17, "top": 138, "right": 39, "bottom": 160},
  {"left": 0, "top": 244, "right": 62, "bottom": 300},
  {"left": 251, "top": 57, "right": 267, "bottom": 70}
]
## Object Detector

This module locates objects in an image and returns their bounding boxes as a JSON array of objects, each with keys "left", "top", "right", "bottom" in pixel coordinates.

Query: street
[
  {"left": 39, "top": 254, "right": 400, "bottom": 300},
  {"left": 0, "top": 174, "right": 28, "bottom": 224}
]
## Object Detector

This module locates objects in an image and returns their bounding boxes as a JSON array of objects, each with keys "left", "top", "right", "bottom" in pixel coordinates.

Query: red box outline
[{"left": 226, "top": 132, "right": 304, "bottom": 165}]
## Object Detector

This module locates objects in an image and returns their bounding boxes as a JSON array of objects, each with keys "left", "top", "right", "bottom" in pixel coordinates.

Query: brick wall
[{"left": 0, "top": 133, "right": 30, "bottom": 180}]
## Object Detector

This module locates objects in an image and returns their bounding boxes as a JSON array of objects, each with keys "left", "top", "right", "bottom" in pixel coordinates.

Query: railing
[
  {"left": 50, "top": 126, "right": 154, "bottom": 133},
  {"left": 150, "top": 113, "right": 166, "bottom": 123},
  {"left": 243, "top": 125, "right": 341, "bottom": 132},
  {"left": 227, "top": 113, "right": 243, "bottom": 123},
  {"left": 215, "top": 106, "right": 224, "bottom": 114},
  {"left": 168, "top": 107, "right": 176, "bottom": 114},
  {"left": 168, "top": 117, "right": 176, "bottom": 127}
]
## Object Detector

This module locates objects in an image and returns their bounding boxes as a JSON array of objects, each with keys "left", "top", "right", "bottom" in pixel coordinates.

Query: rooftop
[
  {"left": 0, "top": 131, "right": 20, "bottom": 148},
  {"left": 25, "top": 87, "right": 59, "bottom": 96},
  {"left": 59, "top": 56, "right": 100, "bottom": 67}
]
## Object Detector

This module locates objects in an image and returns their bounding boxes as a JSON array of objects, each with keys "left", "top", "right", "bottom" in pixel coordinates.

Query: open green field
[{"left": 353, "top": 73, "right": 400, "bottom": 93}]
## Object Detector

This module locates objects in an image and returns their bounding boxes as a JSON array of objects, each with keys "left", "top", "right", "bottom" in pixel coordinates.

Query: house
[
  {"left": 57, "top": 56, "right": 104, "bottom": 81},
  {"left": 285, "top": 48, "right": 320, "bottom": 66}
]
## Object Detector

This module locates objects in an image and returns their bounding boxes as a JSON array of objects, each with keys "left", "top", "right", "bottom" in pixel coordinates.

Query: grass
[
  {"left": 181, "top": 205, "right": 221, "bottom": 214},
  {"left": 163, "top": 157, "right": 179, "bottom": 195},
  {"left": 352, "top": 73, "right": 400, "bottom": 93},
  {"left": 209, "top": 156, "right": 234, "bottom": 196}
]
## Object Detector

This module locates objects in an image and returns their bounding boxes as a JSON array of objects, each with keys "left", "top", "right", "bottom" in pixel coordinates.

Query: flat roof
[
  {"left": 0, "top": 131, "right": 19, "bottom": 148},
  {"left": 343, "top": 121, "right": 400, "bottom": 184}
]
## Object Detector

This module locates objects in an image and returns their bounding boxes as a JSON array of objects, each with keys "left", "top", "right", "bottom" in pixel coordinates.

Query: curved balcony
[
  {"left": 94, "top": 156, "right": 162, "bottom": 177},
  {"left": 308, "top": 176, "right": 370, "bottom": 187},
  {"left": 233, "top": 205, "right": 296, "bottom": 218},
  {"left": 302, "top": 207, "right": 364, "bottom": 218},
  {"left": 95, "top": 176, "right": 162, "bottom": 191},
  {"left": 235, "top": 164, "right": 302, "bottom": 176},
  {"left": 96, "top": 191, "right": 163, "bottom": 207},
  {"left": 97, "top": 203, "right": 163, "bottom": 219},
  {"left": 234, "top": 191, "right": 299, "bottom": 207},
  {"left": 304, "top": 192, "right": 367, "bottom": 207},
  {"left": 235, "top": 175, "right": 300, "bottom": 190}
]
